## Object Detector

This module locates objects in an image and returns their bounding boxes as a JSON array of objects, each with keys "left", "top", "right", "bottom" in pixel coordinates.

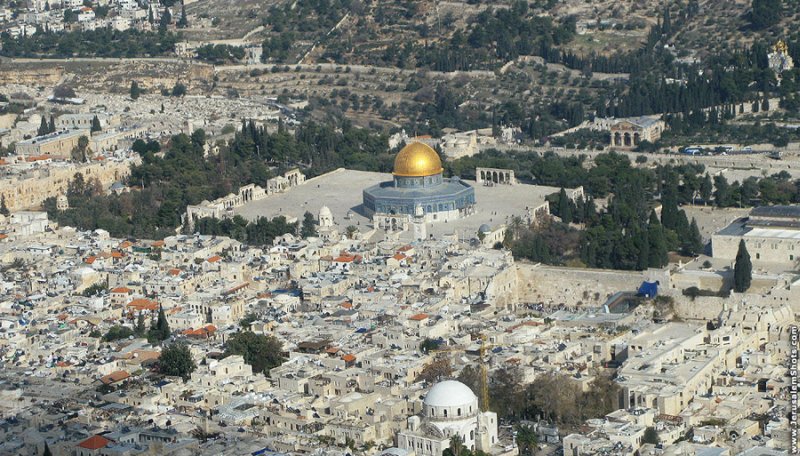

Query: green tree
[
  {"left": 713, "top": 175, "right": 732, "bottom": 207},
  {"left": 43, "top": 442, "right": 53, "bottom": 456},
  {"left": 48, "top": 115, "right": 56, "bottom": 134},
  {"left": 37, "top": 116, "right": 50, "bottom": 136},
  {"left": 557, "top": 188, "right": 573, "bottom": 223},
  {"left": 300, "top": 211, "right": 317, "bottom": 238},
  {"left": 171, "top": 82, "right": 186, "bottom": 97},
  {"left": 130, "top": 80, "right": 141, "bottom": 100},
  {"left": 159, "top": 6, "right": 172, "bottom": 31},
  {"left": 419, "top": 338, "right": 441, "bottom": 353},
  {"left": 516, "top": 424, "right": 538, "bottom": 456},
  {"left": 71, "top": 135, "right": 90, "bottom": 162},
  {"left": 684, "top": 218, "right": 704, "bottom": 256},
  {"left": 445, "top": 435, "right": 464, "bottom": 456},
  {"left": 148, "top": 305, "right": 171, "bottom": 343},
  {"left": 158, "top": 343, "right": 196, "bottom": 380},
  {"left": 647, "top": 210, "right": 669, "bottom": 267},
  {"left": 750, "top": 0, "right": 782, "bottom": 29},
  {"left": 177, "top": 3, "right": 189, "bottom": 28},
  {"left": 90, "top": 115, "right": 102, "bottom": 133},
  {"left": 700, "top": 173, "right": 713, "bottom": 204},
  {"left": 103, "top": 325, "right": 134, "bottom": 342},
  {"left": 643, "top": 427, "right": 660, "bottom": 444},
  {"left": 135, "top": 312, "right": 146, "bottom": 336},
  {"left": 733, "top": 240, "right": 752, "bottom": 292},
  {"left": 0, "top": 195, "right": 9, "bottom": 217},
  {"left": 224, "top": 331, "right": 284, "bottom": 375}
]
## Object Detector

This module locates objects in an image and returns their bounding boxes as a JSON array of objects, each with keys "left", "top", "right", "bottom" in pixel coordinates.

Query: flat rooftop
[{"left": 234, "top": 169, "right": 562, "bottom": 239}]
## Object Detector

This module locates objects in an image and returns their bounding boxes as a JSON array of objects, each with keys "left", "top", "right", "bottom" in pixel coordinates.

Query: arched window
[
  {"left": 443, "top": 409, "right": 448, "bottom": 417},
  {"left": 457, "top": 408, "right": 461, "bottom": 416}
]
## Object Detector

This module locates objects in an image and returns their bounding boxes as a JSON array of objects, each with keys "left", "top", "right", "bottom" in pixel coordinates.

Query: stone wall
[
  {"left": 0, "top": 160, "right": 134, "bottom": 211},
  {"left": 514, "top": 263, "right": 669, "bottom": 308}
]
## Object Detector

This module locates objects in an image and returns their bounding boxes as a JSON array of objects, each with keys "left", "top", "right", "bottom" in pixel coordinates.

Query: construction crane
[{"left": 430, "top": 334, "right": 498, "bottom": 411}]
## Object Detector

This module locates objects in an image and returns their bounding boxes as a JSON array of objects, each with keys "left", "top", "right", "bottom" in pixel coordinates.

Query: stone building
[
  {"left": 476, "top": 168, "right": 515, "bottom": 186},
  {"left": 184, "top": 170, "right": 306, "bottom": 228},
  {"left": 363, "top": 142, "right": 476, "bottom": 224},
  {"left": 397, "top": 380, "right": 500, "bottom": 456},
  {"left": 712, "top": 205, "right": 800, "bottom": 268},
  {"left": 15, "top": 129, "right": 90, "bottom": 158},
  {"left": 609, "top": 116, "right": 665, "bottom": 149},
  {"left": 0, "top": 159, "right": 132, "bottom": 211}
]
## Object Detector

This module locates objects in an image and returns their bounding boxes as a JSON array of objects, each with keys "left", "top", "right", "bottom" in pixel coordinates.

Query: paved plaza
[{"left": 234, "top": 168, "right": 562, "bottom": 239}]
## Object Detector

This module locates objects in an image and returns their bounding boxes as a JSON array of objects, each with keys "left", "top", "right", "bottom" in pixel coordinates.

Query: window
[
  {"left": 443, "top": 409, "right": 448, "bottom": 417},
  {"left": 457, "top": 408, "right": 461, "bottom": 416}
]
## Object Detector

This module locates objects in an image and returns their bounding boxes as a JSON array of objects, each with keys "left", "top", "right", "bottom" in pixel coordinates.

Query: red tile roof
[
  {"left": 111, "top": 287, "right": 131, "bottom": 294},
  {"left": 207, "top": 255, "right": 222, "bottom": 263},
  {"left": 77, "top": 435, "right": 112, "bottom": 450},
  {"left": 127, "top": 298, "right": 158, "bottom": 311},
  {"left": 408, "top": 313, "right": 429, "bottom": 321},
  {"left": 342, "top": 354, "right": 356, "bottom": 363},
  {"left": 100, "top": 370, "right": 130, "bottom": 385}
]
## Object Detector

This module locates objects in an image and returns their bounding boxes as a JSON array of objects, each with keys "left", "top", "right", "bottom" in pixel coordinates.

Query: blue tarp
[{"left": 638, "top": 281, "right": 658, "bottom": 298}]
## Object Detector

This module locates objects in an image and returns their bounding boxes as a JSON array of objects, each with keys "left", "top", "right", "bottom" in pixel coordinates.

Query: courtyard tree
[
  {"left": 734, "top": 240, "right": 752, "bottom": 292},
  {"left": 158, "top": 343, "right": 196, "bottom": 380},
  {"left": 223, "top": 331, "right": 284, "bottom": 375},
  {"left": 300, "top": 211, "right": 317, "bottom": 238}
]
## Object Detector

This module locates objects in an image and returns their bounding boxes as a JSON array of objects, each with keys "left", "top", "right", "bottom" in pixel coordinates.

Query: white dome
[
  {"left": 319, "top": 206, "right": 332, "bottom": 217},
  {"left": 424, "top": 380, "right": 477, "bottom": 408}
]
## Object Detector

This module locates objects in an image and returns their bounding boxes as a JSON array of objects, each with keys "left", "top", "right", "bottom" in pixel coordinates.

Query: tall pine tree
[
  {"left": 37, "top": 116, "right": 49, "bottom": 136},
  {"left": 648, "top": 210, "right": 669, "bottom": 268},
  {"left": 557, "top": 188, "right": 573, "bottom": 224},
  {"left": 733, "top": 240, "right": 752, "bottom": 292}
]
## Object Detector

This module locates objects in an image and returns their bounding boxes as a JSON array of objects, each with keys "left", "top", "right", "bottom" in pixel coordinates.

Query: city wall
[
  {"left": 514, "top": 263, "right": 669, "bottom": 308},
  {"left": 0, "top": 159, "right": 134, "bottom": 211}
]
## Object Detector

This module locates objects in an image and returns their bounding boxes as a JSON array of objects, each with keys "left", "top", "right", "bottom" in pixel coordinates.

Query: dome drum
[{"left": 363, "top": 142, "right": 476, "bottom": 224}]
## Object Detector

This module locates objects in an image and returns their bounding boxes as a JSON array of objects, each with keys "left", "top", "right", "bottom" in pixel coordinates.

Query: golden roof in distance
[{"left": 393, "top": 142, "right": 444, "bottom": 177}]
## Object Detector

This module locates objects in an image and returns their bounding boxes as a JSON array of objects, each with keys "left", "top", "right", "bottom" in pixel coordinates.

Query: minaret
[{"left": 412, "top": 204, "right": 426, "bottom": 241}]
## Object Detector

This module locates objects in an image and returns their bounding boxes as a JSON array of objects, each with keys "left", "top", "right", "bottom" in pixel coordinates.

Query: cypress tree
[
  {"left": 48, "top": 115, "right": 56, "bottom": 133},
  {"left": 648, "top": 210, "right": 668, "bottom": 268},
  {"left": 37, "top": 116, "right": 49, "bottom": 136},
  {"left": 733, "top": 240, "right": 752, "bottom": 292},
  {"left": 660, "top": 170, "right": 680, "bottom": 230},
  {"left": 149, "top": 305, "right": 171, "bottom": 343},
  {"left": 700, "top": 173, "right": 713, "bottom": 205},
  {"left": 0, "top": 195, "right": 10, "bottom": 217},
  {"left": 130, "top": 80, "right": 141, "bottom": 100},
  {"left": 686, "top": 218, "right": 704, "bottom": 256},
  {"left": 43, "top": 442, "right": 53, "bottom": 456},
  {"left": 136, "top": 312, "right": 146, "bottom": 336},
  {"left": 636, "top": 226, "right": 650, "bottom": 270},
  {"left": 178, "top": 2, "right": 188, "bottom": 28},
  {"left": 557, "top": 188, "right": 573, "bottom": 224},
  {"left": 90, "top": 115, "right": 102, "bottom": 133}
]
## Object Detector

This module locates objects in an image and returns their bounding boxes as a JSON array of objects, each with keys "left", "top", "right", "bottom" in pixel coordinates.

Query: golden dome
[{"left": 393, "top": 142, "right": 443, "bottom": 177}]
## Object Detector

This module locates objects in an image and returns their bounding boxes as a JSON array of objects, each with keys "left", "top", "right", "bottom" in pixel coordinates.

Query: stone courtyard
[{"left": 234, "top": 168, "right": 564, "bottom": 240}]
